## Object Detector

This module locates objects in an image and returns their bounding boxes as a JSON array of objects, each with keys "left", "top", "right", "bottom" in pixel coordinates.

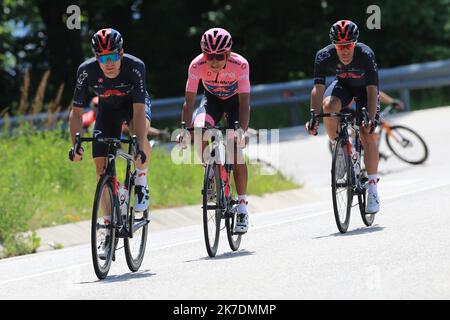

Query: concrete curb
[{"left": 34, "top": 188, "right": 325, "bottom": 253}]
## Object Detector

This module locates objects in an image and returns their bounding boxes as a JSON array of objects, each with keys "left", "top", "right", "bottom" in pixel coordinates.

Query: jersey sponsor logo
[
  {"left": 204, "top": 79, "right": 236, "bottom": 85},
  {"left": 99, "top": 89, "right": 128, "bottom": 98},
  {"left": 221, "top": 71, "right": 236, "bottom": 78},
  {"left": 315, "top": 50, "right": 331, "bottom": 63},
  {"left": 77, "top": 70, "right": 88, "bottom": 86},
  {"left": 227, "top": 59, "right": 241, "bottom": 66},
  {"left": 132, "top": 68, "right": 143, "bottom": 79},
  {"left": 204, "top": 82, "right": 239, "bottom": 98},
  {"left": 336, "top": 72, "right": 364, "bottom": 79}
]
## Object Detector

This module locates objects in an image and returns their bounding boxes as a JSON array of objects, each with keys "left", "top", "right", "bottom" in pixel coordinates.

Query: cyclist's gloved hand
[
  {"left": 135, "top": 149, "right": 147, "bottom": 165},
  {"left": 69, "top": 145, "right": 84, "bottom": 162},
  {"left": 368, "top": 118, "right": 379, "bottom": 134},
  {"left": 305, "top": 119, "right": 319, "bottom": 136},
  {"left": 235, "top": 128, "right": 248, "bottom": 149},
  {"left": 176, "top": 130, "right": 190, "bottom": 150},
  {"left": 391, "top": 99, "right": 404, "bottom": 111}
]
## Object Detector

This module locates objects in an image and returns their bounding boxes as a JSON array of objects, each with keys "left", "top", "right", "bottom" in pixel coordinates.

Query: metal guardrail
[{"left": 2, "top": 59, "right": 450, "bottom": 129}]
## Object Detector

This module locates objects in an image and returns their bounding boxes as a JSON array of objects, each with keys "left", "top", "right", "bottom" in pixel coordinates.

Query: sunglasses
[
  {"left": 97, "top": 53, "right": 121, "bottom": 64},
  {"left": 205, "top": 53, "right": 227, "bottom": 61},
  {"left": 334, "top": 42, "right": 357, "bottom": 51}
]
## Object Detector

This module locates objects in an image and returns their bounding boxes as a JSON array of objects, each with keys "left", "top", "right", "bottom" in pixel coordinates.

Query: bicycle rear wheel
[
  {"left": 385, "top": 125, "right": 429, "bottom": 165},
  {"left": 202, "top": 163, "right": 221, "bottom": 257},
  {"left": 331, "top": 139, "right": 353, "bottom": 233},
  {"left": 124, "top": 182, "right": 149, "bottom": 272},
  {"left": 91, "top": 175, "right": 116, "bottom": 280},
  {"left": 225, "top": 168, "right": 241, "bottom": 251}
]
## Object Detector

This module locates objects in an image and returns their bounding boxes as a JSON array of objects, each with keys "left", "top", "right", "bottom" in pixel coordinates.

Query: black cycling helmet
[
  {"left": 91, "top": 28, "right": 123, "bottom": 55},
  {"left": 329, "top": 20, "right": 359, "bottom": 44}
]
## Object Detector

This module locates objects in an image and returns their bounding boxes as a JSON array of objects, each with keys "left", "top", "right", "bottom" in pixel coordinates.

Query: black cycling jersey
[
  {"left": 72, "top": 53, "right": 151, "bottom": 158},
  {"left": 72, "top": 53, "right": 147, "bottom": 109},
  {"left": 313, "top": 42, "right": 378, "bottom": 88}
]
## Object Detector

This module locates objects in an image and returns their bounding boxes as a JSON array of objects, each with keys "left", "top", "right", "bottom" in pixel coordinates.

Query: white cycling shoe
[
  {"left": 134, "top": 185, "right": 149, "bottom": 212},
  {"left": 97, "top": 235, "right": 110, "bottom": 260},
  {"left": 366, "top": 191, "right": 380, "bottom": 214},
  {"left": 234, "top": 202, "right": 249, "bottom": 233},
  {"left": 207, "top": 177, "right": 216, "bottom": 202}
]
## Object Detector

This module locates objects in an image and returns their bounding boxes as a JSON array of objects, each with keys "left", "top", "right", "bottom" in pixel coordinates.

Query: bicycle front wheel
[
  {"left": 202, "top": 163, "right": 221, "bottom": 257},
  {"left": 331, "top": 139, "right": 353, "bottom": 233},
  {"left": 124, "top": 183, "right": 149, "bottom": 272},
  {"left": 91, "top": 175, "right": 116, "bottom": 280},
  {"left": 385, "top": 125, "right": 429, "bottom": 165}
]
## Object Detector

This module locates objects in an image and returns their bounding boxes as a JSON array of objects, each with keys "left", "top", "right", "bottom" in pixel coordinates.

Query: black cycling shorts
[
  {"left": 192, "top": 91, "right": 240, "bottom": 129},
  {"left": 92, "top": 93, "right": 151, "bottom": 158},
  {"left": 324, "top": 80, "right": 380, "bottom": 125}
]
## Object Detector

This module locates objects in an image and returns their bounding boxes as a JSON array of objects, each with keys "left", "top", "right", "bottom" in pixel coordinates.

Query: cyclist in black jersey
[
  {"left": 68, "top": 28, "right": 151, "bottom": 213},
  {"left": 305, "top": 20, "right": 381, "bottom": 214}
]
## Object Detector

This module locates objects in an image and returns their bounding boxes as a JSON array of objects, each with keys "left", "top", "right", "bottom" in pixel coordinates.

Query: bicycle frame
[{"left": 76, "top": 134, "right": 146, "bottom": 238}]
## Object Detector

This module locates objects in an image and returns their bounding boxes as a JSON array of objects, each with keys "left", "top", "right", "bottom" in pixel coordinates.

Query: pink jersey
[{"left": 185, "top": 52, "right": 250, "bottom": 100}]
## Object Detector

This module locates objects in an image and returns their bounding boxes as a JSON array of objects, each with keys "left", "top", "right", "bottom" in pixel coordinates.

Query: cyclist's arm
[
  {"left": 311, "top": 49, "right": 328, "bottom": 115},
  {"left": 366, "top": 85, "right": 378, "bottom": 120},
  {"left": 129, "top": 59, "right": 149, "bottom": 147},
  {"left": 69, "top": 104, "right": 83, "bottom": 144},
  {"left": 182, "top": 91, "right": 197, "bottom": 124},
  {"left": 132, "top": 103, "right": 148, "bottom": 147},
  {"left": 238, "top": 93, "right": 250, "bottom": 131},
  {"left": 310, "top": 84, "right": 325, "bottom": 115},
  {"left": 363, "top": 47, "right": 379, "bottom": 120},
  {"left": 379, "top": 91, "right": 394, "bottom": 105},
  {"left": 70, "top": 64, "right": 89, "bottom": 143}
]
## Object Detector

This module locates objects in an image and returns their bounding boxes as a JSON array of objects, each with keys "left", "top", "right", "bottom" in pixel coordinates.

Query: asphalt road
[{"left": 1, "top": 106, "right": 449, "bottom": 300}]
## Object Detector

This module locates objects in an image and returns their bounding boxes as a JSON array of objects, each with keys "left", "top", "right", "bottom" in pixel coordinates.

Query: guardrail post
[
  {"left": 290, "top": 104, "right": 301, "bottom": 126},
  {"left": 399, "top": 89, "right": 410, "bottom": 111}
]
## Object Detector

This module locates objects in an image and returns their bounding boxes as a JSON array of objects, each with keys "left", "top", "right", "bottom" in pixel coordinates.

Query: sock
[
  {"left": 136, "top": 168, "right": 148, "bottom": 186},
  {"left": 238, "top": 195, "right": 248, "bottom": 214},
  {"left": 368, "top": 174, "right": 378, "bottom": 194},
  {"left": 238, "top": 194, "right": 247, "bottom": 206}
]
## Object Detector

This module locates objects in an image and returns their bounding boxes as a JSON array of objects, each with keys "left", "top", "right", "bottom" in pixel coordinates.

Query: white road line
[{"left": 1, "top": 181, "right": 449, "bottom": 286}]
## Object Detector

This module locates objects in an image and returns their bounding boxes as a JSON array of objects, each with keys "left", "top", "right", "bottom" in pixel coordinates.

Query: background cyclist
[{"left": 306, "top": 20, "right": 381, "bottom": 214}]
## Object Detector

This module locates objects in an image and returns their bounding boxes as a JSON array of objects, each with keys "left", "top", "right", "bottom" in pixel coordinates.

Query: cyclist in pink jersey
[{"left": 180, "top": 27, "right": 251, "bottom": 233}]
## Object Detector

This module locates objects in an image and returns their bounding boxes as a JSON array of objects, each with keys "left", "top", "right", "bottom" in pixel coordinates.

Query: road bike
[
  {"left": 74, "top": 133, "right": 150, "bottom": 279},
  {"left": 328, "top": 104, "right": 429, "bottom": 166},
  {"left": 311, "top": 108, "right": 375, "bottom": 233},
  {"left": 180, "top": 121, "right": 243, "bottom": 257}
]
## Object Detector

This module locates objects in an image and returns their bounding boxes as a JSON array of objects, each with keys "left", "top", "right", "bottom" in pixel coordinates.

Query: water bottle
[{"left": 117, "top": 184, "right": 129, "bottom": 218}]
